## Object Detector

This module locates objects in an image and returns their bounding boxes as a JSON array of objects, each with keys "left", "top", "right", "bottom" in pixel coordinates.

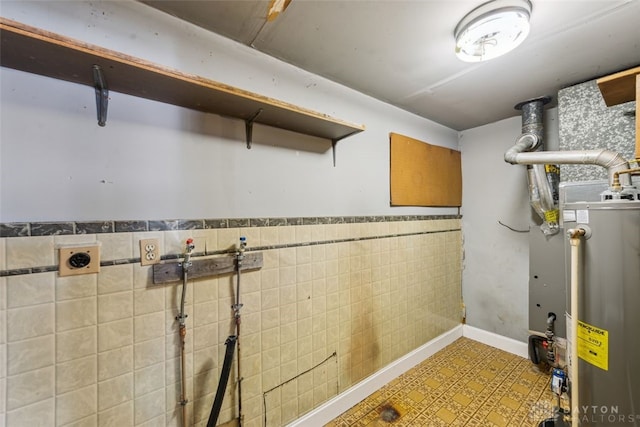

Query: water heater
[{"left": 561, "top": 182, "right": 640, "bottom": 426}]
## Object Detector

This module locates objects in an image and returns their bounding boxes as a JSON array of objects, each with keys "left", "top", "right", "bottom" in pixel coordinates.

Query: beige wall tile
[
  {"left": 57, "top": 297, "right": 96, "bottom": 332},
  {"left": 165, "top": 354, "right": 193, "bottom": 388},
  {"left": 0, "top": 280, "right": 5, "bottom": 319},
  {"left": 133, "top": 286, "right": 165, "bottom": 316},
  {"left": 57, "top": 326, "right": 96, "bottom": 363},
  {"left": 278, "top": 247, "right": 295, "bottom": 267},
  {"left": 239, "top": 227, "right": 260, "bottom": 247},
  {"left": 98, "top": 263, "right": 134, "bottom": 295},
  {"left": 134, "top": 388, "right": 165, "bottom": 425},
  {"left": 261, "top": 288, "right": 279, "bottom": 310},
  {"left": 241, "top": 312, "right": 261, "bottom": 336},
  {"left": 0, "top": 238, "right": 5, "bottom": 270},
  {"left": 260, "top": 227, "right": 278, "bottom": 247},
  {"left": 98, "top": 346, "right": 133, "bottom": 381},
  {"left": 242, "top": 331, "right": 261, "bottom": 359},
  {"left": 261, "top": 327, "right": 279, "bottom": 351},
  {"left": 0, "top": 219, "right": 463, "bottom": 425},
  {"left": 279, "top": 267, "right": 295, "bottom": 287},
  {"left": 262, "top": 346, "right": 280, "bottom": 372},
  {"left": 7, "top": 366, "right": 53, "bottom": 410},
  {"left": 193, "top": 347, "right": 216, "bottom": 378},
  {"left": 99, "top": 291, "right": 133, "bottom": 323},
  {"left": 217, "top": 228, "right": 240, "bottom": 252},
  {"left": 56, "top": 384, "right": 96, "bottom": 425},
  {"left": 242, "top": 290, "right": 260, "bottom": 315},
  {"left": 201, "top": 229, "right": 218, "bottom": 255},
  {"left": 310, "top": 224, "right": 325, "bottom": 242},
  {"left": 280, "top": 323, "right": 296, "bottom": 345},
  {"left": 98, "top": 401, "right": 133, "bottom": 427},
  {"left": 241, "top": 270, "right": 261, "bottom": 295},
  {"left": 262, "top": 249, "right": 279, "bottom": 270},
  {"left": 6, "top": 272, "right": 54, "bottom": 308},
  {"left": 133, "top": 263, "right": 155, "bottom": 291},
  {"left": 134, "top": 337, "right": 165, "bottom": 370},
  {"left": 7, "top": 303, "right": 54, "bottom": 342},
  {"left": 134, "top": 363, "right": 165, "bottom": 397},
  {"left": 277, "top": 226, "right": 295, "bottom": 245},
  {"left": 193, "top": 278, "right": 218, "bottom": 304},
  {"left": 6, "top": 398, "right": 53, "bottom": 426},
  {"left": 193, "top": 300, "right": 217, "bottom": 327},
  {"left": 56, "top": 355, "right": 96, "bottom": 394},
  {"left": 137, "top": 413, "right": 167, "bottom": 427},
  {"left": 295, "top": 246, "right": 311, "bottom": 265},
  {"left": 98, "top": 318, "right": 133, "bottom": 352},
  {"left": 5, "top": 236, "right": 54, "bottom": 270},
  {"left": 56, "top": 274, "right": 97, "bottom": 302},
  {"left": 193, "top": 323, "right": 218, "bottom": 351},
  {"left": 98, "top": 233, "right": 133, "bottom": 261},
  {"left": 261, "top": 308, "right": 280, "bottom": 331},
  {"left": 260, "top": 268, "right": 279, "bottom": 292},
  {"left": 294, "top": 226, "right": 310, "bottom": 244},
  {"left": 64, "top": 414, "right": 98, "bottom": 427},
  {"left": 134, "top": 311, "right": 165, "bottom": 343},
  {"left": 7, "top": 335, "right": 53, "bottom": 376}
]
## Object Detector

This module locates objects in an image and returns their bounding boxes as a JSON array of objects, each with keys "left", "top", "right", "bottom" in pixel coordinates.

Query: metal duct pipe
[
  {"left": 515, "top": 96, "right": 549, "bottom": 146},
  {"left": 505, "top": 148, "right": 631, "bottom": 187},
  {"left": 509, "top": 97, "right": 560, "bottom": 235}
]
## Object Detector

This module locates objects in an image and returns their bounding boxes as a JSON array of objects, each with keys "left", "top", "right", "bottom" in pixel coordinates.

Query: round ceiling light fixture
[{"left": 454, "top": 0, "right": 532, "bottom": 62}]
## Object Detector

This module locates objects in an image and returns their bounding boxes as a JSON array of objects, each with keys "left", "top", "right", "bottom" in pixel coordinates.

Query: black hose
[{"left": 207, "top": 335, "right": 237, "bottom": 427}]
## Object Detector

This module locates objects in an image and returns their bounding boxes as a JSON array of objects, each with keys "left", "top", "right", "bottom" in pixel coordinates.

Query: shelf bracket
[
  {"left": 92, "top": 65, "right": 108, "bottom": 127},
  {"left": 331, "top": 130, "right": 362, "bottom": 167},
  {"left": 244, "top": 108, "right": 263, "bottom": 149}
]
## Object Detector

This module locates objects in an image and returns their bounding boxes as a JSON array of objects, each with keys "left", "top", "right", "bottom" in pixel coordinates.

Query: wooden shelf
[
  {"left": 597, "top": 66, "right": 640, "bottom": 107},
  {"left": 0, "top": 17, "right": 365, "bottom": 143},
  {"left": 596, "top": 66, "right": 640, "bottom": 158}
]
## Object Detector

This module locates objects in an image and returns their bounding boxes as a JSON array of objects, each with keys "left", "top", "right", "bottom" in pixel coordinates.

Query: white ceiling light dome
[{"left": 454, "top": 0, "right": 532, "bottom": 62}]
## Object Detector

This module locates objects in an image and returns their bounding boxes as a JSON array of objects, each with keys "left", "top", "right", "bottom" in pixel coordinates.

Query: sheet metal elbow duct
[
  {"left": 505, "top": 148, "right": 631, "bottom": 187},
  {"left": 505, "top": 96, "right": 633, "bottom": 235}
]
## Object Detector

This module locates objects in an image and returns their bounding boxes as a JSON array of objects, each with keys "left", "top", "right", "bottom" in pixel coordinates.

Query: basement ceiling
[{"left": 141, "top": 0, "right": 640, "bottom": 131}]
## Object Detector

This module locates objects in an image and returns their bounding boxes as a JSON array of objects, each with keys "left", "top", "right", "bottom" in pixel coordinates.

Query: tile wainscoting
[{"left": 0, "top": 215, "right": 463, "bottom": 426}]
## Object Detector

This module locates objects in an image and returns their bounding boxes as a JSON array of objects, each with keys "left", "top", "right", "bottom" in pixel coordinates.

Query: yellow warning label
[
  {"left": 545, "top": 164, "right": 560, "bottom": 174},
  {"left": 544, "top": 209, "right": 559, "bottom": 223},
  {"left": 577, "top": 320, "right": 608, "bottom": 371}
]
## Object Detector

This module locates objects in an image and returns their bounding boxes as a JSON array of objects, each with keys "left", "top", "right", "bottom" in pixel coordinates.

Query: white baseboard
[
  {"left": 462, "top": 324, "right": 528, "bottom": 358},
  {"left": 286, "top": 325, "right": 463, "bottom": 427}
]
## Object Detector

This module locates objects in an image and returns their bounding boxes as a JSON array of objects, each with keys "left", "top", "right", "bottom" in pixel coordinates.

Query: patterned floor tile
[{"left": 327, "top": 337, "right": 557, "bottom": 427}]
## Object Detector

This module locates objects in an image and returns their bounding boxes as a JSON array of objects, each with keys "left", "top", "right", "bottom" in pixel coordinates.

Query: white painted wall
[
  {"left": 1, "top": 0, "right": 555, "bottom": 345},
  {"left": 459, "top": 108, "right": 559, "bottom": 341},
  {"left": 0, "top": 0, "right": 458, "bottom": 222}
]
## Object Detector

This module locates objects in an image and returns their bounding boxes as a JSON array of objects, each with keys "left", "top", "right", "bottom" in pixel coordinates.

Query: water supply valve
[{"left": 182, "top": 238, "right": 195, "bottom": 270}]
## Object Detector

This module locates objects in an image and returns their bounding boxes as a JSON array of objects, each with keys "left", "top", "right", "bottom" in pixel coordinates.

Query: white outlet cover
[{"left": 139, "top": 238, "right": 161, "bottom": 266}]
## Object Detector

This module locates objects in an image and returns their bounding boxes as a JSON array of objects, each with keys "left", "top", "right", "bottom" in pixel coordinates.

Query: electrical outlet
[
  {"left": 59, "top": 244, "right": 100, "bottom": 276},
  {"left": 140, "top": 238, "right": 161, "bottom": 266}
]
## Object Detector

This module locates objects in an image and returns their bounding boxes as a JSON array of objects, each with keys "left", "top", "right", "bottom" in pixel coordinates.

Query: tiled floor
[{"left": 326, "top": 337, "right": 561, "bottom": 426}]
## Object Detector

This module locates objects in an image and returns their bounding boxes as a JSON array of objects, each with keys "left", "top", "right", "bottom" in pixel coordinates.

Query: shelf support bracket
[
  {"left": 92, "top": 65, "right": 108, "bottom": 127},
  {"left": 331, "top": 139, "right": 338, "bottom": 167},
  {"left": 245, "top": 108, "right": 263, "bottom": 149},
  {"left": 331, "top": 130, "right": 361, "bottom": 167}
]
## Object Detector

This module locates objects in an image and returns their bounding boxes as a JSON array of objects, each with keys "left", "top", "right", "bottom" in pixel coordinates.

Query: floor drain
[{"left": 379, "top": 404, "right": 400, "bottom": 422}]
